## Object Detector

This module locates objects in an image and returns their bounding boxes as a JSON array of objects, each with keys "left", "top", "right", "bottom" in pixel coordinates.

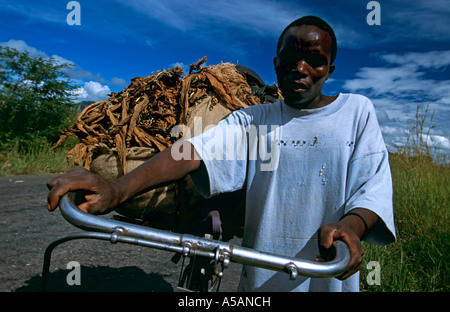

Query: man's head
[{"left": 274, "top": 16, "right": 337, "bottom": 109}]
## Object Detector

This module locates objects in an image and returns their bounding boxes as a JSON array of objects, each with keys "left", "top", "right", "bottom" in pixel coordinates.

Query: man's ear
[
  {"left": 326, "top": 64, "right": 336, "bottom": 80},
  {"left": 273, "top": 57, "right": 280, "bottom": 73}
]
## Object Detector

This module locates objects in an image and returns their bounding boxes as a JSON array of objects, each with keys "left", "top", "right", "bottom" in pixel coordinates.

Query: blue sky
[{"left": 1, "top": 0, "right": 449, "bottom": 157}]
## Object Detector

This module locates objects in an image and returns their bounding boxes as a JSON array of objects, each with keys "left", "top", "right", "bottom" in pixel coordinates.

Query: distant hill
[
  {"left": 74, "top": 101, "right": 95, "bottom": 111},
  {"left": 80, "top": 101, "right": 95, "bottom": 108}
]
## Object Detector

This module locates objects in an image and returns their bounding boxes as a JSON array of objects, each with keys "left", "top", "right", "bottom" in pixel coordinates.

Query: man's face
[{"left": 274, "top": 25, "right": 335, "bottom": 109}]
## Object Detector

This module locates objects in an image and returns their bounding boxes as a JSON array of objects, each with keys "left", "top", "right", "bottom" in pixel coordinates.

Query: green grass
[
  {"left": 360, "top": 103, "right": 449, "bottom": 292},
  {"left": 360, "top": 152, "right": 449, "bottom": 292},
  {"left": 0, "top": 137, "right": 76, "bottom": 176}
]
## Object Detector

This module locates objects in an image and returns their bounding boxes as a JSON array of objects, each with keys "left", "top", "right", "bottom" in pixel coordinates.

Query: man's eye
[
  {"left": 278, "top": 61, "right": 296, "bottom": 71},
  {"left": 306, "top": 55, "right": 327, "bottom": 67},
  {"left": 278, "top": 51, "right": 328, "bottom": 70},
  {"left": 279, "top": 51, "right": 299, "bottom": 63}
]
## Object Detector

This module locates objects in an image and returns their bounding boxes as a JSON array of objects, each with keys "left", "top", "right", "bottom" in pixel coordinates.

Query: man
[{"left": 47, "top": 16, "right": 396, "bottom": 291}]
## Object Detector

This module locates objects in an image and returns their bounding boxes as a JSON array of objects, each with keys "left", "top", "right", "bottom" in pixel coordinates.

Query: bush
[{"left": 0, "top": 46, "right": 78, "bottom": 151}]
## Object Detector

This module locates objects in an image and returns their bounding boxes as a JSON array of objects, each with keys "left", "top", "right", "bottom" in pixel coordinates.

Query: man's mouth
[
  {"left": 288, "top": 81, "right": 308, "bottom": 93},
  {"left": 293, "top": 84, "right": 308, "bottom": 92}
]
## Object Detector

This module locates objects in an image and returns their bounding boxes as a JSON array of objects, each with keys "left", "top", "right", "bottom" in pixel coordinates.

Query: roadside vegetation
[
  {"left": 0, "top": 46, "right": 78, "bottom": 175},
  {"left": 0, "top": 136, "right": 76, "bottom": 175},
  {"left": 1, "top": 47, "right": 448, "bottom": 291},
  {"left": 360, "top": 103, "right": 449, "bottom": 292}
]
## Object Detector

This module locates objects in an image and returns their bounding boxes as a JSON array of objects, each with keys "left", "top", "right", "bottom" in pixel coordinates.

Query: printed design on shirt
[
  {"left": 276, "top": 137, "right": 319, "bottom": 147},
  {"left": 276, "top": 134, "right": 355, "bottom": 186},
  {"left": 275, "top": 136, "right": 355, "bottom": 149},
  {"left": 319, "top": 163, "right": 327, "bottom": 185}
]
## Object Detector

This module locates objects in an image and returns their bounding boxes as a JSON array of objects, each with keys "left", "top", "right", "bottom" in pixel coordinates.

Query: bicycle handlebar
[{"left": 59, "top": 192, "right": 350, "bottom": 279}]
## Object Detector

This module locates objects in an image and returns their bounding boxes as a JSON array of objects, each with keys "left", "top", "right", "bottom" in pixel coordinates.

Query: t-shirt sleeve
[
  {"left": 187, "top": 110, "right": 249, "bottom": 198},
  {"left": 345, "top": 99, "right": 396, "bottom": 246}
]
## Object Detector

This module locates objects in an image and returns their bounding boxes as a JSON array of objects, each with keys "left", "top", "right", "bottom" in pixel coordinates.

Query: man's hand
[
  {"left": 317, "top": 208, "right": 378, "bottom": 280},
  {"left": 317, "top": 222, "right": 365, "bottom": 280},
  {"left": 47, "top": 167, "right": 121, "bottom": 215}
]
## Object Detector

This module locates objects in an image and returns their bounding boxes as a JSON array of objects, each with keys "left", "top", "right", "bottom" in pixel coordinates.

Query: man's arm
[
  {"left": 47, "top": 143, "right": 200, "bottom": 214},
  {"left": 317, "top": 208, "right": 379, "bottom": 280}
]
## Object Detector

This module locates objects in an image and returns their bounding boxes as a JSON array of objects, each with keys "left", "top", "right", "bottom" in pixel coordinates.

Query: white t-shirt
[{"left": 187, "top": 93, "right": 396, "bottom": 292}]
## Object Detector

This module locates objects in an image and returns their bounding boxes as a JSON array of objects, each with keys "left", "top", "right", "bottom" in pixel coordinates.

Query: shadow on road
[{"left": 15, "top": 265, "right": 174, "bottom": 292}]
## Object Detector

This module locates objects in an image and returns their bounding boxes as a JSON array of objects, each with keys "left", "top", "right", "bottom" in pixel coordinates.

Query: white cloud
[
  {"left": 73, "top": 81, "right": 111, "bottom": 102},
  {"left": 118, "top": 0, "right": 306, "bottom": 37},
  {"left": 385, "top": 0, "right": 450, "bottom": 44},
  {"left": 381, "top": 125, "right": 400, "bottom": 136},
  {"left": 343, "top": 50, "right": 450, "bottom": 159},
  {"left": 48, "top": 54, "right": 76, "bottom": 66},
  {"left": 0, "top": 39, "right": 127, "bottom": 88},
  {"left": 1, "top": 39, "right": 76, "bottom": 68},
  {"left": 170, "top": 62, "right": 190, "bottom": 75},
  {"left": 379, "top": 51, "right": 450, "bottom": 69},
  {"left": 110, "top": 77, "right": 127, "bottom": 87},
  {"left": 343, "top": 50, "right": 450, "bottom": 103},
  {"left": 426, "top": 134, "right": 450, "bottom": 151},
  {"left": 71, "top": 87, "right": 88, "bottom": 101},
  {"left": 1, "top": 39, "right": 47, "bottom": 57}
]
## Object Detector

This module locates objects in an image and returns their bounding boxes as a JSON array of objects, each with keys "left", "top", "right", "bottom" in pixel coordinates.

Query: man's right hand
[{"left": 47, "top": 167, "right": 121, "bottom": 215}]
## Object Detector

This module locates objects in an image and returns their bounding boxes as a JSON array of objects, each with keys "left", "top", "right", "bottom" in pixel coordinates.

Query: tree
[{"left": 0, "top": 46, "right": 78, "bottom": 149}]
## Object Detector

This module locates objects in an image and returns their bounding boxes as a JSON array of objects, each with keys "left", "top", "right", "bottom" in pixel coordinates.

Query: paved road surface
[{"left": 0, "top": 174, "right": 242, "bottom": 292}]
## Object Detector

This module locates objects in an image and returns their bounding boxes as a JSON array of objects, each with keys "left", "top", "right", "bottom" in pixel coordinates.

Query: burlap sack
[
  {"left": 89, "top": 145, "right": 179, "bottom": 229},
  {"left": 89, "top": 93, "right": 245, "bottom": 233}
]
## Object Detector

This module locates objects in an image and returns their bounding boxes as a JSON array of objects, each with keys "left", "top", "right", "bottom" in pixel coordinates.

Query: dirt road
[{"left": 0, "top": 174, "right": 241, "bottom": 292}]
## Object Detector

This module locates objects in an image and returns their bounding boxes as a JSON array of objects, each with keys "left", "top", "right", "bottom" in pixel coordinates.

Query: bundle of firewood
[{"left": 52, "top": 57, "right": 280, "bottom": 174}]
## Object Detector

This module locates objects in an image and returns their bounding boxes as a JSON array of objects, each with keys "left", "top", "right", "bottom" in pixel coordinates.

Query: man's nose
[{"left": 294, "top": 59, "right": 309, "bottom": 75}]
